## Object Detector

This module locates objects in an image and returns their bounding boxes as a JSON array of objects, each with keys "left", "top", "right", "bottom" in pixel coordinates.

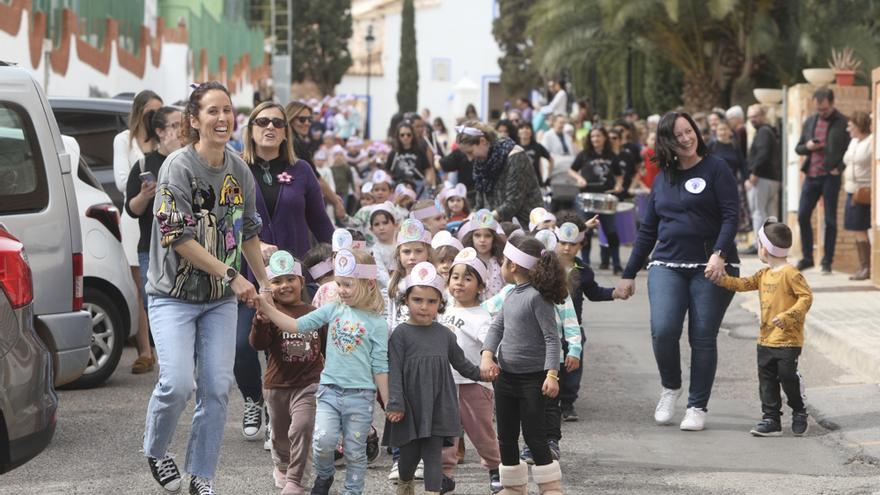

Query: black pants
[
  {"left": 559, "top": 334, "right": 585, "bottom": 409},
  {"left": 797, "top": 174, "right": 841, "bottom": 266},
  {"left": 495, "top": 370, "right": 553, "bottom": 466},
  {"left": 757, "top": 345, "right": 805, "bottom": 420},
  {"left": 398, "top": 436, "right": 444, "bottom": 491}
]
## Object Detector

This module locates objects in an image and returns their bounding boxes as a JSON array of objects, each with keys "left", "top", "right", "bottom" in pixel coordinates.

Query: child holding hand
[
  {"left": 386, "top": 262, "right": 492, "bottom": 495},
  {"left": 714, "top": 218, "right": 813, "bottom": 437},
  {"left": 255, "top": 249, "right": 389, "bottom": 495},
  {"left": 250, "top": 251, "right": 326, "bottom": 495}
]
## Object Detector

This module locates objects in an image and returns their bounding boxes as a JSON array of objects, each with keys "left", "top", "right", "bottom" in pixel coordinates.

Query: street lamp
[{"left": 365, "top": 24, "right": 375, "bottom": 139}]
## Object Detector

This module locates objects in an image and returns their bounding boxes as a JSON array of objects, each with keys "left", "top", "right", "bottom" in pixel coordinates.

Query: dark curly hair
[
  {"left": 554, "top": 209, "right": 585, "bottom": 233},
  {"left": 508, "top": 236, "right": 567, "bottom": 304},
  {"left": 397, "top": 285, "right": 447, "bottom": 315}
]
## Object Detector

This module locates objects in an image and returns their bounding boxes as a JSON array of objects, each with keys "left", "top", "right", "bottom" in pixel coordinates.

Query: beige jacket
[{"left": 843, "top": 135, "right": 873, "bottom": 193}]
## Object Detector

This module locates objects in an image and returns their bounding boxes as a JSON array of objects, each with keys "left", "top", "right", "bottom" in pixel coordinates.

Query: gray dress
[{"left": 386, "top": 322, "right": 481, "bottom": 447}]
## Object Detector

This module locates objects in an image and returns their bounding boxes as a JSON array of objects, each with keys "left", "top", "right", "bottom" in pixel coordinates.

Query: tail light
[
  {"left": 0, "top": 229, "right": 34, "bottom": 309},
  {"left": 86, "top": 203, "right": 121, "bottom": 241},
  {"left": 72, "top": 252, "right": 83, "bottom": 311}
]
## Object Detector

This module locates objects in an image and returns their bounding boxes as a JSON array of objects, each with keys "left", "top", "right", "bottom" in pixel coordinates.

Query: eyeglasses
[
  {"left": 253, "top": 117, "right": 287, "bottom": 129},
  {"left": 294, "top": 116, "right": 313, "bottom": 124},
  {"left": 399, "top": 133, "right": 412, "bottom": 137}
]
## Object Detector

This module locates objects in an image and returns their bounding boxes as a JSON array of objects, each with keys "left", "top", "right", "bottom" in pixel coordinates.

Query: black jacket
[
  {"left": 748, "top": 124, "right": 781, "bottom": 181},
  {"left": 795, "top": 109, "right": 848, "bottom": 173}
]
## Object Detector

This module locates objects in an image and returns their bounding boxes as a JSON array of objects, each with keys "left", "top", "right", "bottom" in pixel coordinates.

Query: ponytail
[{"left": 508, "top": 236, "right": 567, "bottom": 304}]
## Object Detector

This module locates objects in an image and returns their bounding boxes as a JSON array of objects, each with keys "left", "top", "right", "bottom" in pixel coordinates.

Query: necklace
[{"left": 259, "top": 161, "right": 273, "bottom": 186}]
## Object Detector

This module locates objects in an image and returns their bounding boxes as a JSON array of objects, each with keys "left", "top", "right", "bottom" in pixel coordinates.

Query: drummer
[{"left": 567, "top": 127, "right": 626, "bottom": 274}]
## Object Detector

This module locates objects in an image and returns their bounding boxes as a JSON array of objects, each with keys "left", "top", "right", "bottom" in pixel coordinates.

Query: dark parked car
[
  {"left": 0, "top": 226, "right": 58, "bottom": 473},
  {"left": 49, "top": 97, "right": 131, "bottom": 209}
]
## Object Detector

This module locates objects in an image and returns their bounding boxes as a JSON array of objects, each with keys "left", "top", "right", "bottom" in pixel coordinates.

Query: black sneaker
[
  {"left": 366, "top": 425, "right": 380, "bottom": 463},
  {"left": 148, "top": 455, "right": 182, "bottom": 493},
  {"left": 489, "top": 469, "right": 502, "bottom": 493},
  {"left": 820, "top": 263, "right": 832, "bottom": 275},
  {"left": 792, "top": 412, "right": 809, "bottom": 436},
  {"left": 561, "top": 405, "right": 579, "bottom": 422},
  {"left": 519, "top": 445, "right": 534, "bottom": 465},
  {"left": 242, "top": 397, "right": 263, "bottom": 440},
  {"left": 189, "top": 476, "right": 215, "bottom": 495},
  {"left": 750, "top": 418, "right": 782, "bottom": 437},
  {"left": 310, "top": 476, "right": 333, "bottom": 495},
  {"left": 599, "top": 262, "right": 610, "bottom": 270},
  {"left": 548, "top": 439, "right": 561, "bottom": 460},
  {"left": 440, "top": 475, "right": 456, "bottom": 494},
  {"left": 796, "top": 259, "right": 814, "bottom": 271}
]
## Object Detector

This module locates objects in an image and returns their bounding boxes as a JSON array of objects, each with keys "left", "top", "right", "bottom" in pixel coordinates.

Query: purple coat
[{"left": 242, "top": 159, "right": 334, "bottom": 281}]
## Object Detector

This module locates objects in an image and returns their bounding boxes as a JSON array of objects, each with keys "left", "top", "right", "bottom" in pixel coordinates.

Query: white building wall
[{"left": 336, "top": 0, "right": 501, "bottom": 140}]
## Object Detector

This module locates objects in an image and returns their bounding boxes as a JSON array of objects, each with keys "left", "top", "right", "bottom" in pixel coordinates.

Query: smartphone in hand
[{"left": 139, "top": 171, "right": 155, "bottom": 185}]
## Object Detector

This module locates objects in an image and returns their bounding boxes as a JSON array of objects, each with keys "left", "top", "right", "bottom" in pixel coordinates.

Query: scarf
[{"left": 473, "top": 137, "right": 516, "bottom": 195}]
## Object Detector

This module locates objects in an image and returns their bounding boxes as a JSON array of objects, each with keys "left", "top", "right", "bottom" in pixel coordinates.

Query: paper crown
[
  {"left": 451, "top": 247, "right": 488, "bottom": 283},
  {"left": 334, "top": 249, "right": 377, "bottom": 279},
  {"left": 431, "top": 230, "right": 463, "bottom": 251},
  {"left": 528, "top": 207, "right": 557, "bottom": 231},
  {"left": 395, "top": 184, "right": 417, "bottom": 201},
  {"left": 265, "top": 250, "right": 302, "bottom": 280},
  {"left": 555, "top": 222, "right": 585, "bottom": 244},
  {"left": 332, "top": 228, "right": 366, "bottom": 252},
  {"left": 534, "top": 229, "right": 558, "bottom": 252},
  {"left": 396, "top": 218, "right": 432, "bottom": 246},
  {"left": 371, "top": 169, "right": 393, "bottom": 185},
  {"left": 404, "top": 261, "right": 446, "bottom": 293}
]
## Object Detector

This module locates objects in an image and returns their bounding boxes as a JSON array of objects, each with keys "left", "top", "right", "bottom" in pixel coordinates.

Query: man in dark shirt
[
  {"left": 745, "top": 104, "right": 782, "bottom": 254},
  {"left": 794, "top": 87, "right": 849, "bottom": 273}
]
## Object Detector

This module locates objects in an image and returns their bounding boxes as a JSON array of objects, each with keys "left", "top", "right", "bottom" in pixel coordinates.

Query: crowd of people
[{"left": 110, "top": 78, "right": 871, "bottom": 495}]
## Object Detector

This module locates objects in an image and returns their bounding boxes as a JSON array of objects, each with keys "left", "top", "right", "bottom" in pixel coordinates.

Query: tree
[
  {"left": 493, "top": 0, "right": 543, "bottom": 98},
  {"left": 397, "top": 0, "right": 419, "bottom": 113},
  {"left": 290, "top": 0, "right": 353, "bottom": 95}
]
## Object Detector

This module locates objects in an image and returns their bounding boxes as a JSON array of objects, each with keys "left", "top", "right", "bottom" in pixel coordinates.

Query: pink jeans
[
  {"left": 264, "top": 383, "right": 318, "bottom": 489},
  {"left": 442, "top": 383, "right": 501, "bottom": 476}
]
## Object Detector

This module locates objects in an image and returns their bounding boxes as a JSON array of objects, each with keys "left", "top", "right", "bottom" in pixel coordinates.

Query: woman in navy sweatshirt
[{"left": 616, "top": 112, "right": 739, "bottom": 432}]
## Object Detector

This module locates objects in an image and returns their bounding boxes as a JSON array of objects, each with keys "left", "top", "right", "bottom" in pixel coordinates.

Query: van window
[
  {"left": 0, "top": 103, "right": 49, "bottom": 213},
  {"left": 53, "top": 111, "right": 126, "bottom": 173}
]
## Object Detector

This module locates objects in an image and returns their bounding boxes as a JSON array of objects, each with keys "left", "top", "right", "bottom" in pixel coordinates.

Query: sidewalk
[{"left": 728, "top": 254, "right": 880, "bottom": 463}]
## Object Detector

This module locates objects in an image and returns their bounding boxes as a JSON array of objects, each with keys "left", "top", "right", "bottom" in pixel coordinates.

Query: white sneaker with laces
[
  {"left": 680, "top": 407, "right": 707, "bottom": 431},
  {"left": 414, "top": 459, "right": 425, "bottom": 479},
  {"left": 654, "top": 387, "right": 682, "bottom": 425},
  {"left": 388, "top": 461, "right": 400, "bottom": 481},
  {"left": 189, "top": 476, "right": 216, "bottom": 495}
]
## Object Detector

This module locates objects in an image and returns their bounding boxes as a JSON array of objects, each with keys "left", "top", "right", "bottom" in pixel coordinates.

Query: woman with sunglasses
[
  {"left": 387, "top": 121, "right": 436, "bottom": 194},
  {"left": 234, "top": 102, "right": 335, "bottom": 442},
  {"left": 286, "top": 100, "right": 348, "bottom": 220}
]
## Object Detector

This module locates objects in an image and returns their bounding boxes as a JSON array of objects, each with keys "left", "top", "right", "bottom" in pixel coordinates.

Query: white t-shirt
[{"left": 440, "top": 304, "right": 492, "bottom": 389}]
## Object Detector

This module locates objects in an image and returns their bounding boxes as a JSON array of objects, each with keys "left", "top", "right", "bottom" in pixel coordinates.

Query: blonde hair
[
  {"left": 242, "top": 102, "right": 297, "bottom": 165},
  {"left": 456, "top": 120, "right": 497, "bottom": 146},
  {"left": 337, "top": 250, "right": 385, "bottom": 314}
]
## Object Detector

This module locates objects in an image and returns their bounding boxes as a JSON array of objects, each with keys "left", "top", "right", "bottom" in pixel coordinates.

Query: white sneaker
[
  {"left": 680, "top": 407, "right": 707, "bottom": 431},
  {"left": 388, "top": 461, "right": 400, "bottom": 481},
  {"left": 414, "top": 459, "right": 424, "bottom": 479},
  {"left": 654, "top": 387, "right": 682, "bottom": 425},
  {"left": 273, "top": 467, "right": 285, "bottom": 488},
  {"left": 263, "top": 422, "right": 272, "bottom": 451}
]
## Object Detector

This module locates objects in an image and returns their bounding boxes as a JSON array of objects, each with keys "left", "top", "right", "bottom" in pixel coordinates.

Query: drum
[
  {"left": 598, "top": 202, "right": 638, "bottom": 246},
  {"left": 577, "top": 192, "right": 619, "bottom": 215}
]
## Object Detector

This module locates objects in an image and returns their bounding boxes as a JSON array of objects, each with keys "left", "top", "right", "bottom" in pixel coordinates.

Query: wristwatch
[
  {"left": 221, "top": 266, "right": 238, "bottom": 285},
  {"left": 712, "top": 249, "right": 726, "bottom": 260}
]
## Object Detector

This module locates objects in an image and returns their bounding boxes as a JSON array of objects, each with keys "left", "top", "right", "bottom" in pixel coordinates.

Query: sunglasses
[
  {"left": 294, "top": 116, "right": 313, "bottom": 124},
  {"left": 253, "top": 117, "right": 287, "bottom": 129}
]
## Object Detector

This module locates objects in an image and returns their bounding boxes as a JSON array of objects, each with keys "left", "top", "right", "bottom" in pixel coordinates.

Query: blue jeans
[
  {"left": 312, "top": 384, "right": 374, "bottom": 494},
  {"left": 647, "top": 264, "right": 738, "bottom": 410},
  {"left": 143, "top": 296, "right": 237, "bottom": 479},
  {"left": 233, "top": 302, "right": 262, "bottom": 401},
  {"left": 797, "top": 174, "right": 841, "bottom": 266},
  {"left": 137, "top": 251, "right": 150, "bottom": 313}
]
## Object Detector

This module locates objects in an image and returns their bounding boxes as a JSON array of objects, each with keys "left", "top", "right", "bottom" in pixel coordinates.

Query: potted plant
[{"left": 828, "top": 47, "right": 862, "bottom": 86}]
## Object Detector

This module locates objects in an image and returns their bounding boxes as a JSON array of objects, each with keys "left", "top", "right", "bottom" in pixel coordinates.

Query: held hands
[
  {"left": 230, "top": 276, "right": 257, "bottom": 307},
  {"left": 615, "top": 278, "right": 635, "bottom": 299},
  {"left": 585, "top": 215, "right": 600, "bottom": 230},
  {"left": 479, "top": 353, "right": 500, "bottom": 382},
  {"left": 386, "top": 411, "right": 404, "bottom": 423},
  {"left": 703, "top": 253, "right": 726, "bottom": 284},
  {"left": 542, "top": 375, "right": 559, "bottom": 398},
  {"left": 564, "top": 356, "right": 580, "bottom": 372}
]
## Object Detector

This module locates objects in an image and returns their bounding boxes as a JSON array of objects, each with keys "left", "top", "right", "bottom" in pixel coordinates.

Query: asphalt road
[{"left": 3, "top": 268, "right": 880, "bottom": 494}]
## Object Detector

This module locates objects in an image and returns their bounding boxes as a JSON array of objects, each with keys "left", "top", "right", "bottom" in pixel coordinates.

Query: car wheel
[{"left": 66, "top": 287, "right": 126, "bottom": 389}]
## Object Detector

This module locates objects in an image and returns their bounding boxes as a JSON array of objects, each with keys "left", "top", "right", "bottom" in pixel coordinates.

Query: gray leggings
[{"left": 398, "top": 435, "right": 444, "bottom": 491}]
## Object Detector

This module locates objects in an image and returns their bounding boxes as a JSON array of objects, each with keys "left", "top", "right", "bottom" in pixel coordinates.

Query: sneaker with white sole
[
  {"left": 189, "top": 476, "right": 215, "bottom": 495},
  {"left": 414, "top": 459, "right": 425, "bottom": 479},
  {"left": 242, "top": 397, "right": 263, "bottom": 440},
  {"left": 654, "top": 387, "right": 682, "bottom": 425},
  {"left": 679, "top": 407, "right": 707, "bottom": 431},
  {"left": 148, "top": 455, "right": 182, "bottom": 493},
  {"left": 388, "top": 461, "right": 400, "bottom": 481}
]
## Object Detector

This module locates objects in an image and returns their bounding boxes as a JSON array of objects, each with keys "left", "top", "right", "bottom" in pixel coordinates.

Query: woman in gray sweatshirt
[{"left": 481, "top": 235, "right": 568, "bottom": 494}]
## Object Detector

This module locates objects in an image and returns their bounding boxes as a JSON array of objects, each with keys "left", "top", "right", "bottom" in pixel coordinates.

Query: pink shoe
[
  {"left": 273, "top": 467, "right": 286, "bottom": 488},
  {"left": 281, "top": 481, "right": 306, "bottom": 495}
]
